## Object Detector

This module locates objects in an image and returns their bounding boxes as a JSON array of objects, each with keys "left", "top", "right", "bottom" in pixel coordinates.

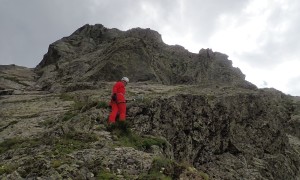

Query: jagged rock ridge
[{"left": 35, "top": 24, "right": 255, "bottom": 92}]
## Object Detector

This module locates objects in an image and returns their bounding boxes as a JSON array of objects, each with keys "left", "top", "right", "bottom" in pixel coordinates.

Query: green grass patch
[
  {"left": 0, "top": 164, "right": 15, "bottom": 175},
  {"left": 50, "top": 156, "right": 73, "bottom": 168},
  {"left": 0, "top": 138, "right": 24, "bottom": 154},
  {"left": 51, "top": 159, "right": 64, "bottom": 168},
  {"left": 62, "top": 111, "right": 77, "bottom": 121},
  {"left": 199, "top": 171, "right": 209, "bottom": 180},
  {"left": 59, "top": 93, "right": 74, "bottom": 101},
  {"left": 75, "top": 100, "right": 109, "bottom": 112},
  {"left": 96, "top": 101, "right": 109, "bottom": 109},
  {"left": 139, "top": 157, "right": 173, "bottom": 180},
  {"left": 50, "top": 132, "right": 98, "bottom": 156},
  {"left": 112, "top": 126, "right": 167, "bottom": 151},
  {"left": 96, "top": 168, "right": 118, "bottom": 180},
  {"left": 139, "top": 171, "right": 172, "bottom": 180},
  {"left": 0, "top": 138, "right": 41, "bottom": 154}
]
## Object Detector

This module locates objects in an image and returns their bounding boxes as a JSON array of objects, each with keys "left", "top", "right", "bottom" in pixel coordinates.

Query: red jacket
[{"left": 111, "top": 81, "right": 126, "bottom": 103}]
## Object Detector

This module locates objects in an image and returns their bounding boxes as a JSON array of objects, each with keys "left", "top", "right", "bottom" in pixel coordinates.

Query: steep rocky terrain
[
  {"left": 35, "top": 24, "right": 255, "bottom": 92},
  {"left": 0, "top": 24, "right": 299, "bottom": 179}
]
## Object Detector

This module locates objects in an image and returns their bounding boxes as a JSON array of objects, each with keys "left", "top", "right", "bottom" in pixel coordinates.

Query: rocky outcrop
[
  {"left": 129, "top": 87, "right": 300, "bottom": 179},
  {"left": 0, "top": 65, "right": 37, "bottom": 92},
  {"left": 1, "top": 24, "right": 299, "bottom": 179},
  {"left": 35, "top": 24, "right": 255, "bottom": 92},
  {"left": 0, "top": 80, "right": 299, "bottom": 179}
]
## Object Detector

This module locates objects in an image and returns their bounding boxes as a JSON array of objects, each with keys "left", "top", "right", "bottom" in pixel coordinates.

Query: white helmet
[{"left": 121, "top": 77, "right": 129, "bottom": 83}]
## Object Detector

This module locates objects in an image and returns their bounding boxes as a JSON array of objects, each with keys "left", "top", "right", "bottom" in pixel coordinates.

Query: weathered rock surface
[
  {"left": 1, "top": 82, "right": 299, "bottom": 179},
  {"left": 0, "top": 24, "right": 299, "bottom": 179},
  {"left": 0, "top": 64, "right": 37, "bottom": 93},
  {"left": 130, "top": 87, "right": 300, "bottom": 180},
  {"left": 35, "top": 24, "right": 255, "bottom": 92}
]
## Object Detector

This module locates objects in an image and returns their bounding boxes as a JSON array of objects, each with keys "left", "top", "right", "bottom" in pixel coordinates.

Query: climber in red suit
[{"left": 108, "top": 77, "right": 129, "bottom": 123}]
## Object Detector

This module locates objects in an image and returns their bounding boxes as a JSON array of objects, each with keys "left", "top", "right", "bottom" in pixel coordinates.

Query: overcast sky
[{"left": 1, "top": 0, "right": 299, "bottom": 96}]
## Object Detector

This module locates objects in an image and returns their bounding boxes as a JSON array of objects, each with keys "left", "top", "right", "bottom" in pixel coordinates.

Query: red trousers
[{"left": 108, "top": 102, "right": 126, "bottom": 123}]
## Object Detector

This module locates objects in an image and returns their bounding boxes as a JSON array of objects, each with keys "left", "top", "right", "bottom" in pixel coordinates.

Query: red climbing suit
[{"left": 108, "top": 81, "right": 126, "bottom": 123}]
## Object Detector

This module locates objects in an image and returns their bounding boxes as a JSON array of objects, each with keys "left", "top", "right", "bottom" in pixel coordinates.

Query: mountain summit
[{"left": 35, "top": 24, "right": 255, "bottom": 92}]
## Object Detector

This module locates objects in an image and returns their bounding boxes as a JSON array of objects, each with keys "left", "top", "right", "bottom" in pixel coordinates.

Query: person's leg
[
  {"left": 118, "top": 103, "right": 126, "bottom": 121},
  {"left": 108, "top": 102, "right": 119, "bottom": 123}
]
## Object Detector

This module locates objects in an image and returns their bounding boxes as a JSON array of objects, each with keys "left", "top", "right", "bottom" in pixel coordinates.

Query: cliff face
[
  {"left": 0, "top": 24, "right": 299, "bottom": 179},
  {"left": 130, "top": 88, "right": 300, "bottom": 179},
  {"left": 35, "top": 24, "right": 254, "bottom": 92}
]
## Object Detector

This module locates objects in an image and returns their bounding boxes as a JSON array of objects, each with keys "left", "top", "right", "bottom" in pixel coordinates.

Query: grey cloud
[
  {"left": 0, "top": 0, "right": 92, "bottom": 67},
  {"left": 0, "top": 0, "right": 252, "bottom": 67},
  {"left": 236, "top": 1, "right": 300, "bottom": 68},
  {"left": 182, "top": 0, "right": 250, "bottom": 43}
]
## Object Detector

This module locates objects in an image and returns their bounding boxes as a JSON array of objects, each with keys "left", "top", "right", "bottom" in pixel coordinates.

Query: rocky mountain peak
[
  {"left": 34, "top": 24, "right": 255, "bottom": 93},
  {"left": 125, "top": 27, "right": 163, "bottom": 43}
]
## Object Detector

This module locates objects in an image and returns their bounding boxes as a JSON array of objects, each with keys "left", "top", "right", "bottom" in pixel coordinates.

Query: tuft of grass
[
  {"left": 50, "top": 132, "right": 98, "bottom": 156},
  {"left": 199, "top": 171, "right": 209, "bottom": 180},
  {"left": 59, "top": 93, "right": 74, "bottom": 101},
  {"left": 51, "top": 159, "right": 64, "bottom": 168},
  {"left": 0, "top": 164, "right": 15, "bottom": 175},
  {"left": 96, "top": 101, "right": 109, "bottom": 109},
  {"left": 139, "top": 157, "right": 173, "bottom": 180},
  {"left": 62, "top": 111, "right": 77, "bottom": 121},
  {"left": 0, "top": 138, "right": 41, "bottom": 154},
  {"left": 0, "top": 138, "right": 24, "bottom": 154},
  {"left": 139, "top": 171, "right": 172, "bottom": 180},
  {"left": 50, "top": 156, "right": 73, "bottom": 168},
  {"left": 96, "top": 168, "right": 118, "bottom": 180},
  {"left": 112, "top": 127, "right": 166, "bottom": 151}
]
